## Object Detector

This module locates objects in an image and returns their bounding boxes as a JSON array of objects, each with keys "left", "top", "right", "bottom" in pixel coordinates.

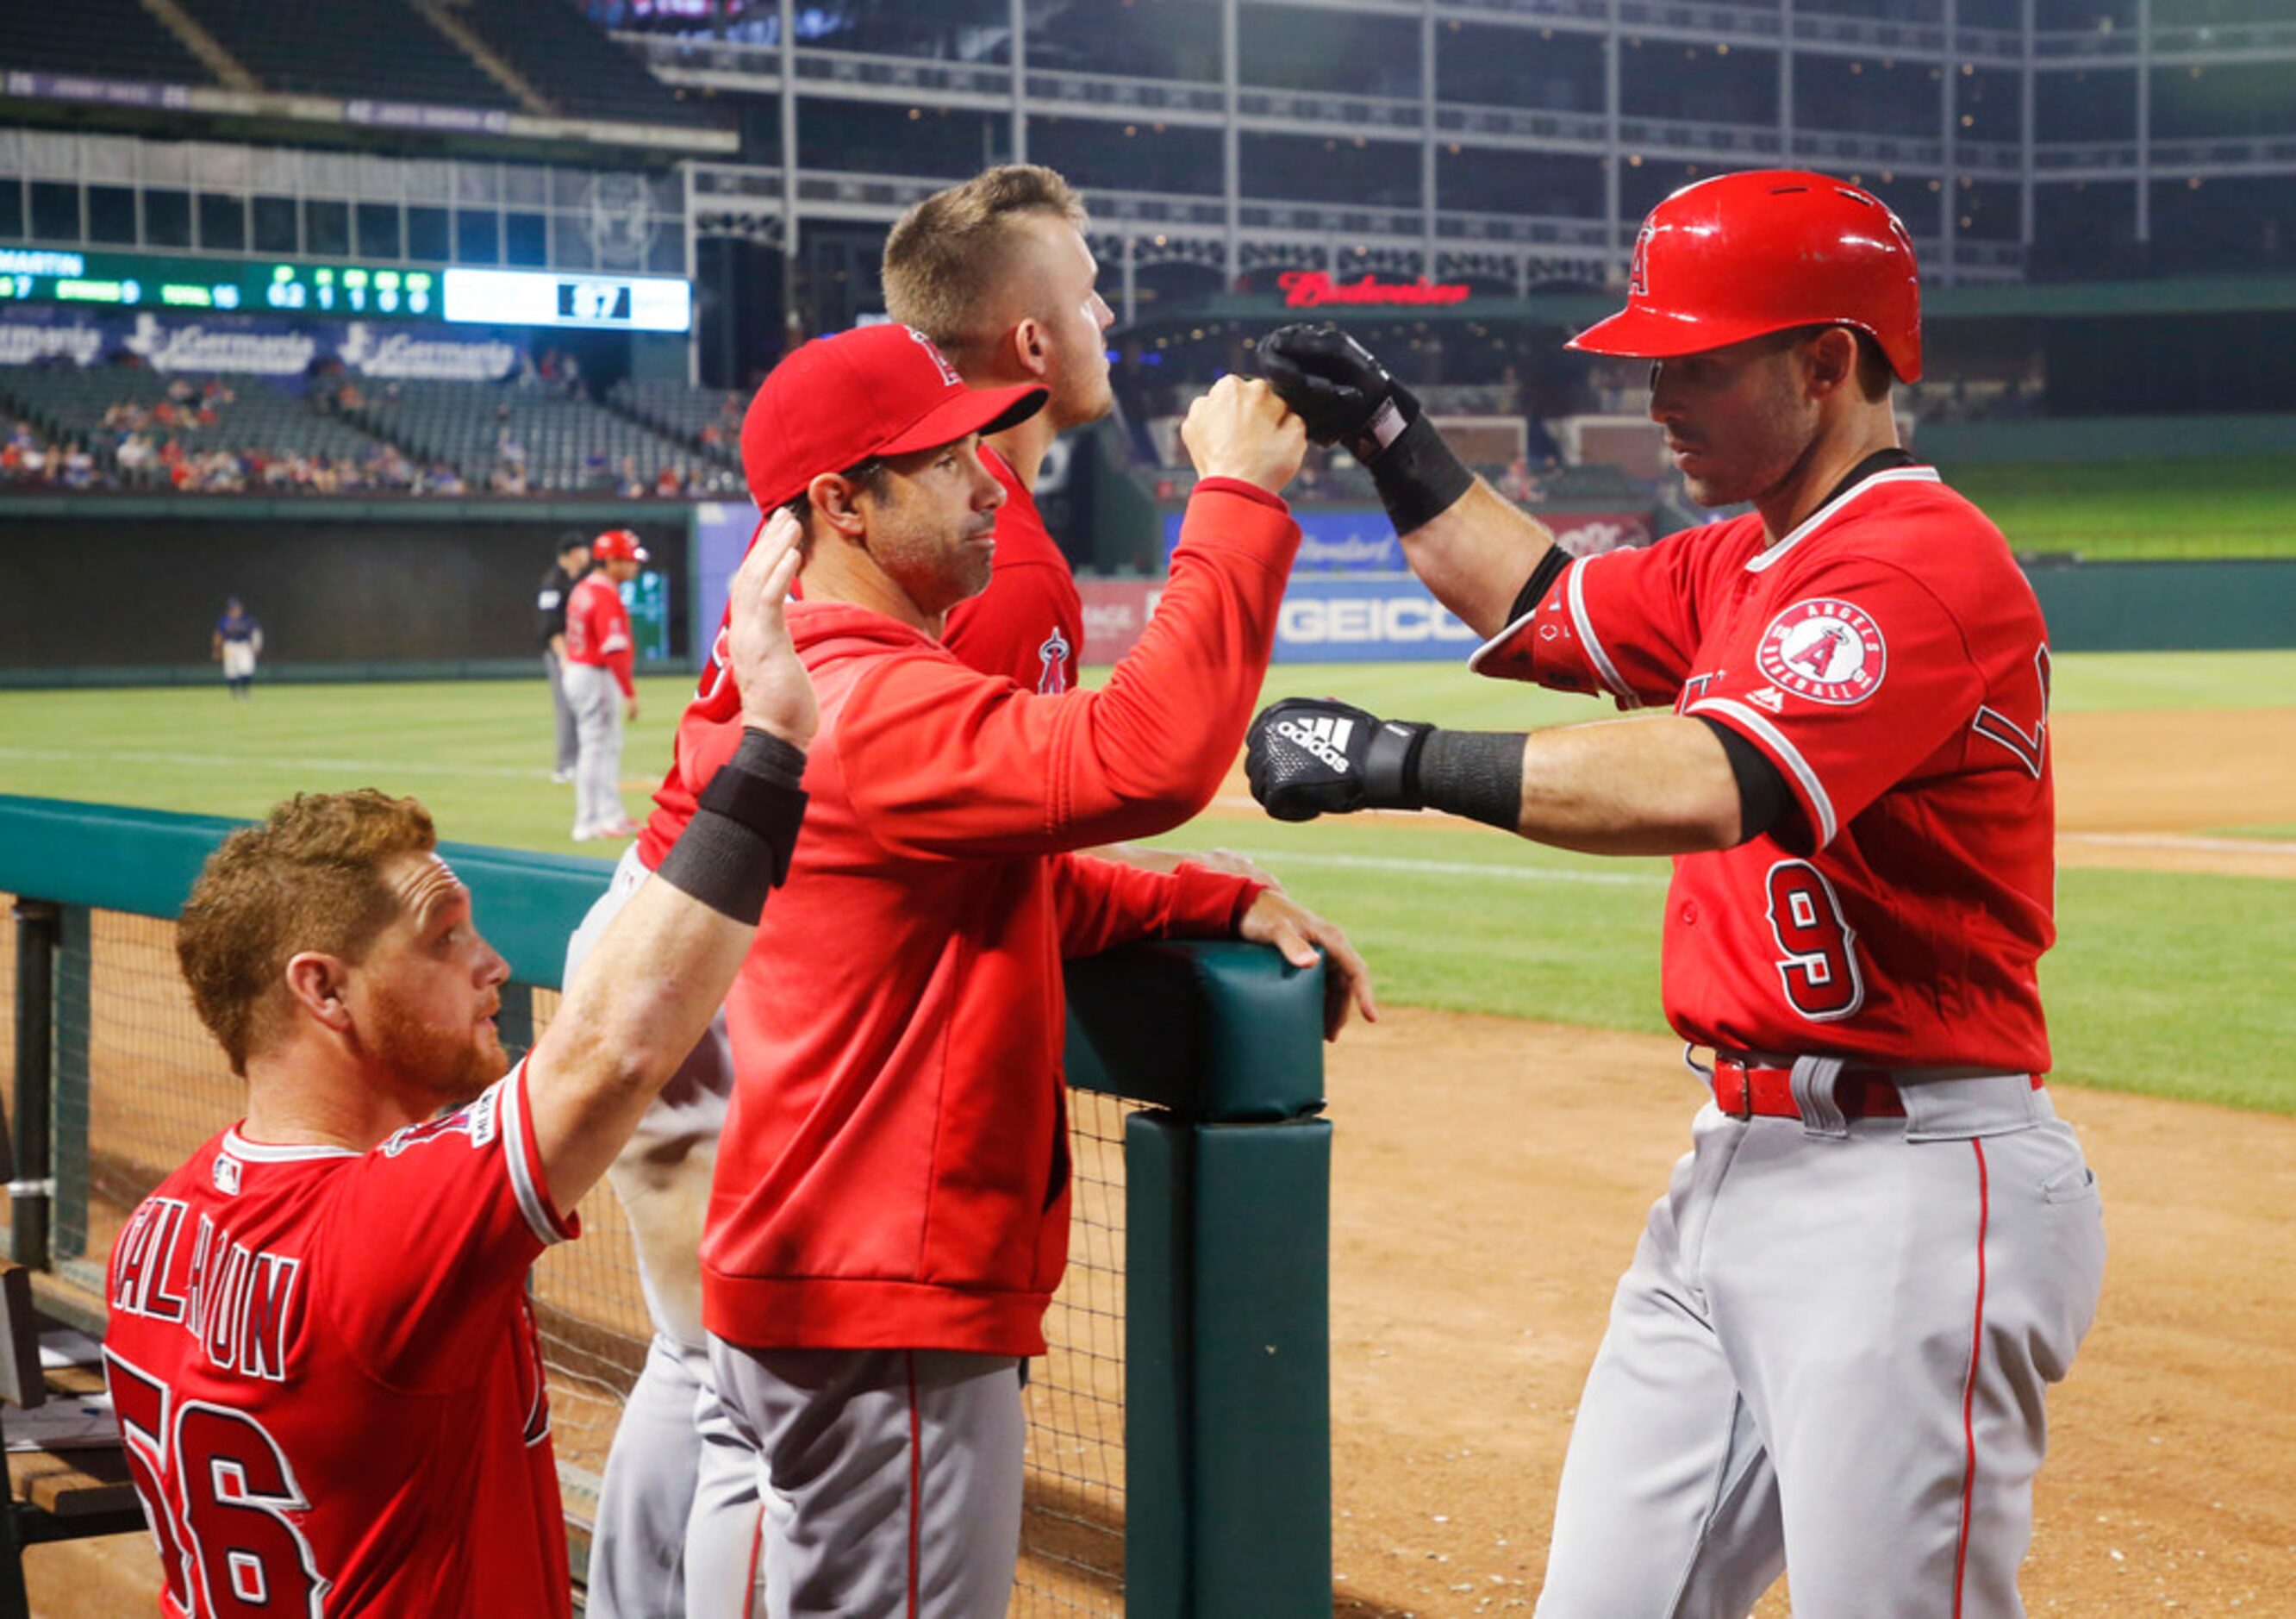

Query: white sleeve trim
[
  {"left": 1567, "top": 553, "right": 1640, "bottom": 709},
  {"left": 1688, "top": 697, "right": 1839, "bottom": 848},
  {"left": 494, "top": 1064, "right": 571, "bottom": 1247},
  {"left": 1465, "top": 603, "right": 1540, "bottom": 675}
]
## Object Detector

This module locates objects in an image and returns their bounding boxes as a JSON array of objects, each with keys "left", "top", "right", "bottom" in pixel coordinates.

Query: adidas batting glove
[
  {"left": 1246, "top": 697, "right": 1432, "bottom": 822},
  {"left": 1256, "top": 324, "right": 1475, "bottom": 533}
]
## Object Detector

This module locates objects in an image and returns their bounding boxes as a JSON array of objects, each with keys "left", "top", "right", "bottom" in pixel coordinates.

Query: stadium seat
[
  {"left": 173, "top": 0, "right": 517, "bottom": 109},
  {"left": 0, "top": 0, "right": 216, "bottom": 87}
]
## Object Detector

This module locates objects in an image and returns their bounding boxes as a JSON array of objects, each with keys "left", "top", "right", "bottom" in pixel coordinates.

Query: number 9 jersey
[
  {"left": 103, "top": 1063, "right": 579, "bottom": 1618},
  {"left": 1472, "top": 464, "right": 2055, "bottom": 1072}
]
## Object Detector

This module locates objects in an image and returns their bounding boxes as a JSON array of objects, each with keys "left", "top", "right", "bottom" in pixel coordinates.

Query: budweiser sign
[{"left": 1278, "top": 270, "right": 1471, "bottom": 309}]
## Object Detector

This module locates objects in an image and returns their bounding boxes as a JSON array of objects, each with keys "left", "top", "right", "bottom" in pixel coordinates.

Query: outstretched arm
[{"left": 1245, "top": 696, "right": 1754, "bottom": 857}]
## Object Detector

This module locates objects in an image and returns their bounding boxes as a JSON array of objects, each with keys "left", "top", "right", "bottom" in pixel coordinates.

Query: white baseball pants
[
  {"left": 561, "top": 660, "right": 628, "bottom": 834},
  {"left": 1537, "top": 1074, "right": 2106, "bottom": 1618}
]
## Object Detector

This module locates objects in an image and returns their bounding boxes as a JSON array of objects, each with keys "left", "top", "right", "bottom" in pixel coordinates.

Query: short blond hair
[
  {"left": 882, "top": 165, "right": 1089, "bottom": 358},
  {"left": 177, "top": 790, "right": 436, "bottom": 1074}
]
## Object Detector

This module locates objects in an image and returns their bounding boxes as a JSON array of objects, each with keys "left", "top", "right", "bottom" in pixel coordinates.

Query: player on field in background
[
  {"left": 577, "top": 164, "right": 1272, "bottom": 1618},
  {"left": 103, "top": 523, "right": 815, "bottom": 1619},
  {"left": 539, "top": 531, "right": 591, "bottom": 784},
  {"left": 564, "top": 528, "right": 646, "bottom": 842},
  {"left": 213, "top": 596, "right": 261, "bottom": 699},
  {"left": 1247, "top": 170, "right": 2104, "bottom": 1615},
  {"left": 699, "top": 323, "right": 1368, "bottom": 1619}
]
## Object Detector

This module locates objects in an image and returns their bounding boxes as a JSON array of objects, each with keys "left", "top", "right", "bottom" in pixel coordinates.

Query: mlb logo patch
[{"left": 212, "top": 1153, "right": 242, "bottom": 1197}]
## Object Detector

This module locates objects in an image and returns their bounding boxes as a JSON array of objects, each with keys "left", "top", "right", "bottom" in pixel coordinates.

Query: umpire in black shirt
[{"left": 540, "top": 531, "right": 591, "bottom": 784}]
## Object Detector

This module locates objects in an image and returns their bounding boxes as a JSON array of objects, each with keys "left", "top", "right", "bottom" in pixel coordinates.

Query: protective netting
[{"left": 14, "top": 901, "right": 1127, "bottom": 1610}]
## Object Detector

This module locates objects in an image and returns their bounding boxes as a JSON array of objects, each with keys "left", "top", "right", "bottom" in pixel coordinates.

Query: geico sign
[{"left": 1279, "top": 596, "right": 1476, "bottom": 643}]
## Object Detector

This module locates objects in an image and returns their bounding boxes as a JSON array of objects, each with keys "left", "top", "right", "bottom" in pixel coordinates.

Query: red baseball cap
[
  {"left": 591, "top": 528, "right": 649, "bottom": 563},
  {"left": 741, "top": 323, "right": 1047, "bottom": 514}
]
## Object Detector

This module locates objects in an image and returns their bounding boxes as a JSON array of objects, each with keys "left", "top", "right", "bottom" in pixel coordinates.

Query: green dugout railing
[{"left": 0, "top": 793, "right": 1334, "bottom": 1617}]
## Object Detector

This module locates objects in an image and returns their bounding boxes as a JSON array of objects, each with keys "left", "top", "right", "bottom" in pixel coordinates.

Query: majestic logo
[
  {"left": 211, "top": 1154, "right": 242, "bottom": 1197},
  {"left": 1755, "top": 598, "right": 1886, "bottom": 706},
  {"left": 1747, "top": 686, "right": 1787, "bottom": 713},
  {"left": 1276, "top": 715, "right": 1356, "bottom": 774},
  {"left": 903, "top": 325, "right": 964, "bottom": 387}
]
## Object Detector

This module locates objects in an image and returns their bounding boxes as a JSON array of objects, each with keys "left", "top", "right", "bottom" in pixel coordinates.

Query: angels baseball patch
[{"left": 1756, "top": 597, "right": 1886, "bottom": 705}]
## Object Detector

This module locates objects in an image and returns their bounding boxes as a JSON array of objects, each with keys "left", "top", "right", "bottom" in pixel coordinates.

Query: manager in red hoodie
[{"left": 698, "top": 322, "right": 1370, "bottom": 1615}]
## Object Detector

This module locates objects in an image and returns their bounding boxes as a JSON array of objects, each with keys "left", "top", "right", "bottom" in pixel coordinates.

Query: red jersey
[
  {"left": 103, "top": 1064, "right": 578, "bottom": 1618},
  {"left": 943, "top": 447, "right": 1085, "bottom": 693},
  {"left": 565, "top": 571, "right": 635, "bottom": 697},
  {"left": 702, "top": 480, "right": 1296, "bottom": 1356},
  {"left": 1473, "top": 466, "right": 2055, "bottom": 1072}
]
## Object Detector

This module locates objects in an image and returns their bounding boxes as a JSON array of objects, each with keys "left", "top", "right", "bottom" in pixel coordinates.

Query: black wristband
[
  {"left": 1414, "top": 729, "right": 1525, "bottom": 833},
  {"left": 1365, "top": 412, "right": 1477, "bottom": 535},
  {"left": 656, "top": 729, "right": 809, "bottom": 923}
]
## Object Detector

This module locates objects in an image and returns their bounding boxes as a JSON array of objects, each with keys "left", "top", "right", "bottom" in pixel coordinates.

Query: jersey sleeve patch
[{"left": 1755, "top": 597, "right": 1887, "bottom": 706}]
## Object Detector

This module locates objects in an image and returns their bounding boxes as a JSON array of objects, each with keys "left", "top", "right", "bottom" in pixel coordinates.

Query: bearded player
[
  {"left": 1249, "top": 171, "right": 2105, "bottom": 1613},
  {"left": 102, "top": 521, "right": 815, "bottom": 1617}
]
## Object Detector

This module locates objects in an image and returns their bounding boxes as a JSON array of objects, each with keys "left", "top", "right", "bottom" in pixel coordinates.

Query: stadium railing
[{"left": 0, "top": 794, "right": 1333, "bottom": 1616}]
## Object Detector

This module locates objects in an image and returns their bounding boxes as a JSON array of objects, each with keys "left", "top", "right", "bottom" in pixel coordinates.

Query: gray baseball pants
[
  {"left": 707, "top": 1342, "right": 1026, "bottom": 1619},
  {"left": 546, "top": 647, "right": 580, "bottom": 774},
  {"left": 561, "top": 660, "right": 628, "bottom": 834},
  {"left": 1536, "top": 1071, "right": 2106, "bottom": 1617}
]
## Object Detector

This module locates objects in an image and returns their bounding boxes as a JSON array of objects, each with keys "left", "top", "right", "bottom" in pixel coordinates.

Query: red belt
[
  {"left": 1712, "top": 1060, "right": 1905, "bottom": 1120},
  {"left": 1711, "top": 1058, "right": 2044, "bottom": 1122}
]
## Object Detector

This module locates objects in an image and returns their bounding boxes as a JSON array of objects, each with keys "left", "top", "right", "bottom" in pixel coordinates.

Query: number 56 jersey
[
  {"left": 1474, "top": 465, "right": 2056, "bottom": 1072},
  {"left": 103, "top": 1063, "right": 578, "bottom": 1618}
]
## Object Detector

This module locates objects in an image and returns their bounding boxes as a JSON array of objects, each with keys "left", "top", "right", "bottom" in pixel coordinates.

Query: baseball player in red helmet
[
  {"left": 563, "top": 527, "right": 650, "bottom": 841},
  {"left": 101, "top": 522, "right": 816, "bottom": 1618},
  {"left": 1251, "top": 169, "right": 2106, "bottom": 1613}
]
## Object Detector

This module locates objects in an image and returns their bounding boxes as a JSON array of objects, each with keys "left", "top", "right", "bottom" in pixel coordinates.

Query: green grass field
[
  {"left": 1941, "top": 456, "right": 2296, "bottom": 560},
  {"left": 3, "top": 650, "right": 2291, "bottom": 1113}
]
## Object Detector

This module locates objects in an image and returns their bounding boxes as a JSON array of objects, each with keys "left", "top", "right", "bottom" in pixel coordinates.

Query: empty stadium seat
[
  {"left": 175, "top": 0, "right": 516, "bottom": 109},
  {"left": 449, "top": 0, "right": 713, "bottom": 127},
  {"left": 0, "top": 0, "right": 216, "bottom": 87}
]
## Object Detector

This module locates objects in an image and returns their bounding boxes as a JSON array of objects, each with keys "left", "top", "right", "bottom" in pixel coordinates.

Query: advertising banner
[
  {"left": 0, "top": 304, "right": 518, "bottom": 380},
  {"left": 1272, "top": 576, "right": 1482, "bottom": 664},
  {"left": 1166, "top": 505, "right": 1656, "bottom": 573},
  {"left": 1076, "top": 578, "right": 1160, "bottom": 664}
]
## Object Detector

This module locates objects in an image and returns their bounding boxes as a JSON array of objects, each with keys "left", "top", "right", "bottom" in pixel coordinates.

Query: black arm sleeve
[
  {"left": 1501, "top": 546, "right": 1573, "bottom": 628},
  {"left": 1695, "top": 716, "right": 1795, "bottom": 847}
]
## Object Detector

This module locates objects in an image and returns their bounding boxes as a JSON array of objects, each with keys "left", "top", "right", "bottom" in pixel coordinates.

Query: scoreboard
[{"left": 0, "top": 248, "right": 691, "bottom": 332}]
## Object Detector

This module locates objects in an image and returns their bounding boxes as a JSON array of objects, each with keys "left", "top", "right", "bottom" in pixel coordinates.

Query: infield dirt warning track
[{"left": 18, "top": 703, "right": 2294, "bottom": 1616}]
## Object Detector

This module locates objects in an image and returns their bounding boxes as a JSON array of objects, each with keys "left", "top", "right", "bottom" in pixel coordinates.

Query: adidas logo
[{"left": 1276, "top": 714, "right": 1356, "bottom": 773}]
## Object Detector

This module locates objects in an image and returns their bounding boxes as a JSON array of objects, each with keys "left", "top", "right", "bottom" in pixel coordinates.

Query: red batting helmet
[
  {"left": 1569, "top": 169, "right": 1923, "bottom": 383},
  {"left": 591, "top": 528, "right": 649, "bottom": 564}
]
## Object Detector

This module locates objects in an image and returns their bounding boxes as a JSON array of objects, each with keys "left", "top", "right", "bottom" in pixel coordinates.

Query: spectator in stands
[{"left": 213, "top": 597, "right": 263, "bottom": 699}]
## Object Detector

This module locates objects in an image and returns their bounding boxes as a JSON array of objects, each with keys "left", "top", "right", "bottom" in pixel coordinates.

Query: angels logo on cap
[{"left": 1756, "top": 597, "right": 1886, "bottom": 705}]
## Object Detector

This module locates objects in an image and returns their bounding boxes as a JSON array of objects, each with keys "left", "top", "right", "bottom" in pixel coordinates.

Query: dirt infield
[
  {"left": 1320, "top": 1012, "right": 2296, "bottom": 1615},
  {"left": 19, "top": 703, "right": 2294, "bottom": 1614}
]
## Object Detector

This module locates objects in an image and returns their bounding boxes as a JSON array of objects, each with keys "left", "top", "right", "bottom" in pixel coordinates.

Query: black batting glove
[
  {"left": 1246, "top": 697, "right": 1432, "bottom": 822},
  {"left": 1257, "top": 324, "right": 1476, "bottom": 534},
  {"left": 1257, "top": 324, "right": 1424, "bottom": 461}
]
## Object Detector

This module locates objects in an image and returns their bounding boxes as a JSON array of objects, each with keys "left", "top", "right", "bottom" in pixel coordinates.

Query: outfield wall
[
  {"left": 2, "top": 495, "right": 695, "bottom": 687},
  {"left": 1917, "top": 413, "right": 2296, "bottom": 466}
]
